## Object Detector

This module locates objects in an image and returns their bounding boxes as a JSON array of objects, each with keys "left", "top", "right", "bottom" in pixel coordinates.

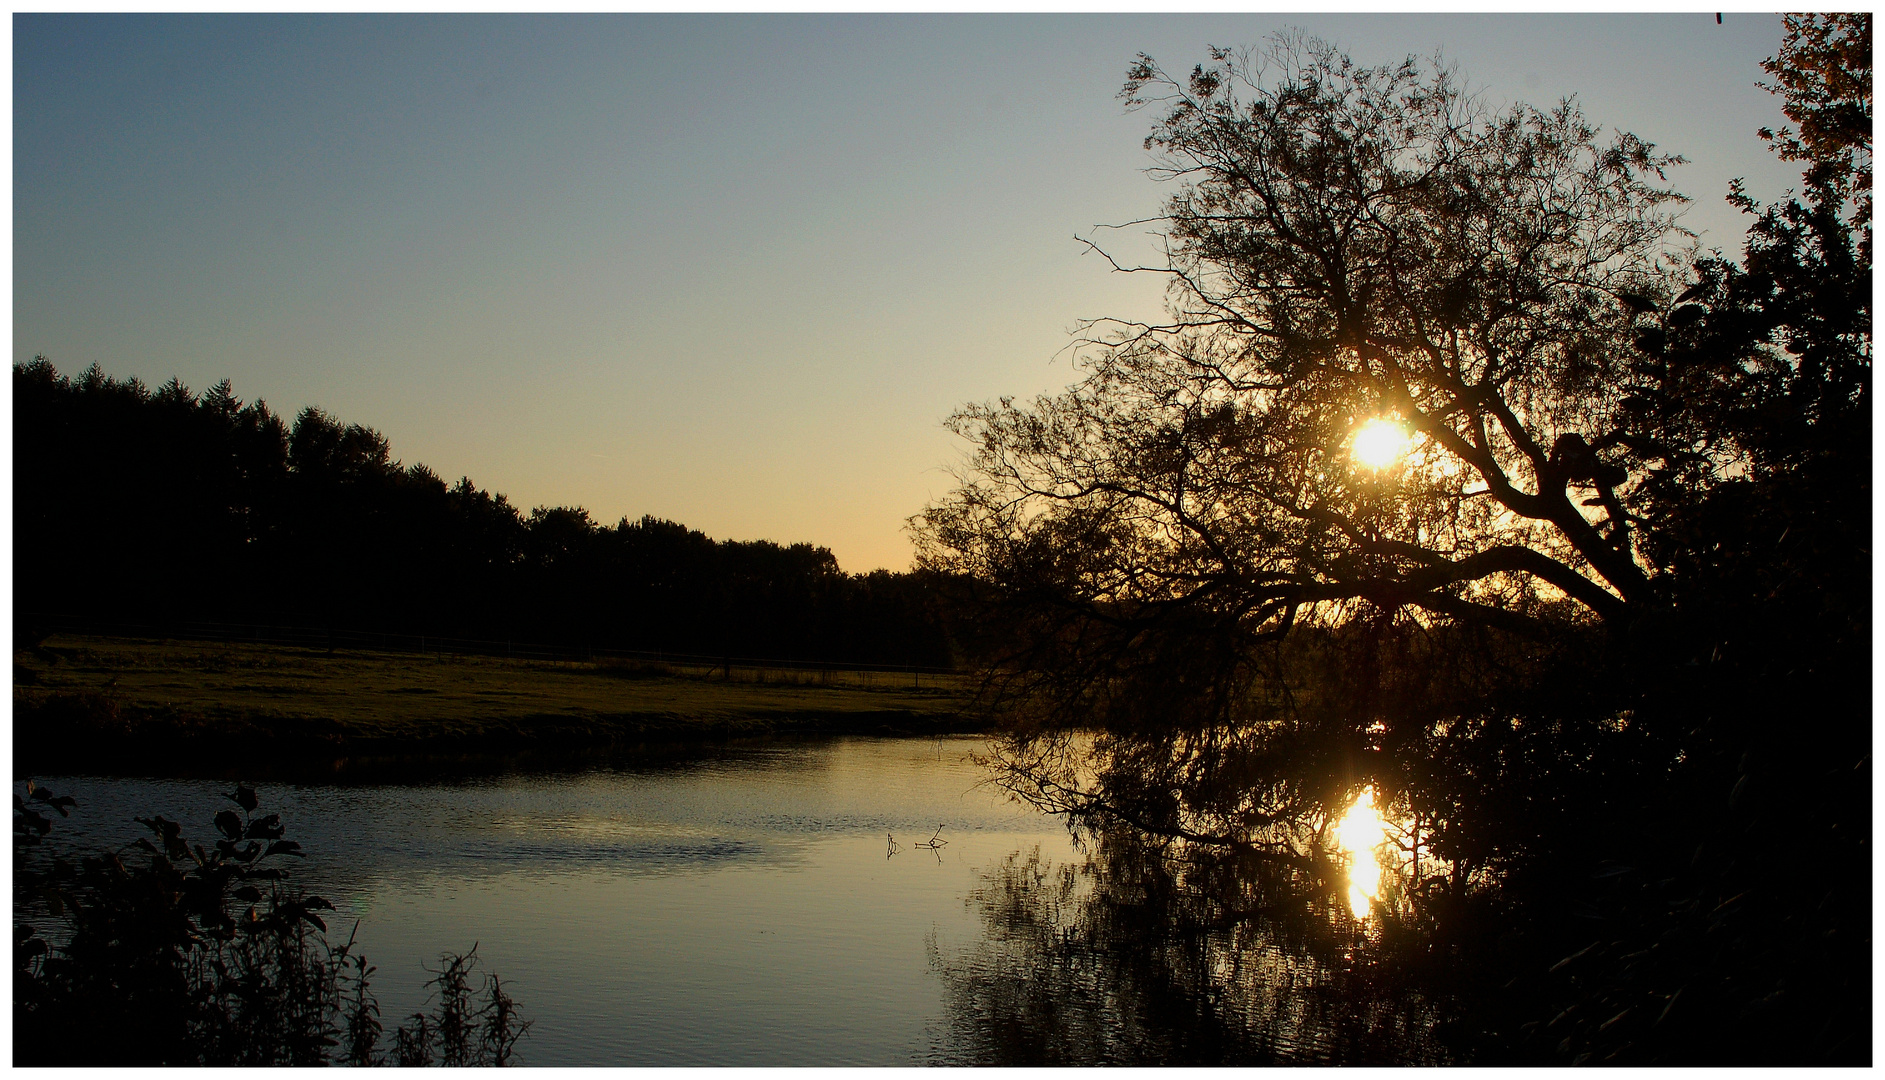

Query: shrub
[{"left": 14, "top": 782, "right": 530, "bottom": 1066}]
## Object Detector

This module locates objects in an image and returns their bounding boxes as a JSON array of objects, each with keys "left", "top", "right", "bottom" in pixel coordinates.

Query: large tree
[
  {"left": 915, "top": 23, "right": 1870, "bottom": 1064},
  {"left": 918, "top": 27, "right": 1864, "bottom": 693},
  {"left": 916, "top": 24, "right": 1867, "bottom": 832},
  {"left": 921, "top": 37, "right": 1697, "bottom": 660}
]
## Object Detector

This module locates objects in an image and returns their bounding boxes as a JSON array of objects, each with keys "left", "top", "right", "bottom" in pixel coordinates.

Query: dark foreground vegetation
[
  {"left": 917, "top": 18, "right": 1869, "bottom": 1065},
  {"left": 15, "top": 781, "right": 530, "bottom": 1065},
  {"left": 14, "top": 362, "right": 956, "bottom": 670}
]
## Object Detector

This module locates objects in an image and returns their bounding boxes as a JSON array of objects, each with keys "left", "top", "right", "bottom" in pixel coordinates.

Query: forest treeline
[{"left": 14, "top": 357, "right": 956, "bottom": 667}]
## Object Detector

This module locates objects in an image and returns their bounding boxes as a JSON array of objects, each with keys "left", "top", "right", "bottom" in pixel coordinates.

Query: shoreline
[{"left": 15, "top": 635, "right": 988, "bottom": 782}]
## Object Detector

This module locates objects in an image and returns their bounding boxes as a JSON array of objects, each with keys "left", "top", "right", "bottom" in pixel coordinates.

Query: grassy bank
[{"left": 14, "top": 635, "right": 982, "bottom": 777}]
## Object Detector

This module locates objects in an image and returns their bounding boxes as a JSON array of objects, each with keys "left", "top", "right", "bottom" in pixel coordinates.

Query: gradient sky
[{"left": 14, "top": 13, "right": 1802, "bottom": 572}]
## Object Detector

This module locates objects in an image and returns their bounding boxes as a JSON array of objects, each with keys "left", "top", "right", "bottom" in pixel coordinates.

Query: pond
[{"left": 22, "top": 735, "right": 1448, "bottom": 1066}]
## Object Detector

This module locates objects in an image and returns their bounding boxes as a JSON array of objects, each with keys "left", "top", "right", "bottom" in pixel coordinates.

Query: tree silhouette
[
  {"left": 14, "top": 360, "right": 958, "bottom": 667},
  {"left": 917, "top": 27, "right": 1866, "bottom": 741},
  {"left": 920, "top": 36, "right": 1692, "bottom": 654},
  {"left": 916, "top": 25, "right": 1869, "bottom": 1063}
]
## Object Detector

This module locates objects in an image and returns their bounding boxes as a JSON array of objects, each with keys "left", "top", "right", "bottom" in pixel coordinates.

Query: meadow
[{"left": 15, "top": 635, "right": 978, "bottom": 777}]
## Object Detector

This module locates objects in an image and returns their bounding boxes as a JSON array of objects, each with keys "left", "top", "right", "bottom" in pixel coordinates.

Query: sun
[{"left": 1351, "top": 418, "right": 1411, "bottom": 471}]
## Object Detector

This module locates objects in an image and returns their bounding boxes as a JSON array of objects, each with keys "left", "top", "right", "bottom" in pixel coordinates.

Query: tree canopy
[
  {"left": 913, "top": 23, "right": 1869, "bottom": 1063},
  {"left": 921, "top": 37, "right": 1697, "bottom": 655},
  {"left": 917, "top": 29, "right": 1868, "bottom": 724},
  {"left": 15, "top": 359, "right": 957, "bottom": 667}
]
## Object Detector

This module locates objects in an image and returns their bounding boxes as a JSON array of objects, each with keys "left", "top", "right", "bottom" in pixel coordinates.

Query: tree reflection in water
[{"left": 927, "top": 827, "right": 1457, "bottom": 1066}]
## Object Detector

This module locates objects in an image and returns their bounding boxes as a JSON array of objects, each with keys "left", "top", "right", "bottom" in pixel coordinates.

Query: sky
[{"left": 14, "top": 13, "right": 1804, "bottom": 573}]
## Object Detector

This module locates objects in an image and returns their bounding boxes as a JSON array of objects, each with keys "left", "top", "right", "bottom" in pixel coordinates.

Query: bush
[{"left": 14, "top": 782, "right": 530, "bottom": 1066}]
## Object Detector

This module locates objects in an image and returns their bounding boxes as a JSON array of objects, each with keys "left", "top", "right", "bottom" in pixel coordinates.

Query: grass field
[{"left": 14, "top": 635, "right": 983, "bottom": 776}]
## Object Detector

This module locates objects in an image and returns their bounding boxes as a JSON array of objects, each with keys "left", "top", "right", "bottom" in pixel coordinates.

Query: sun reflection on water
[{"left": 1332, "top": 786, "right": 1390, "bottom": 919}]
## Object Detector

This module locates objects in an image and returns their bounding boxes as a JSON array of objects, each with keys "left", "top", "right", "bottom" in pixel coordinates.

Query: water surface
[{"left": 30, "top": 736, "right": 1081, "bottom": 1066}]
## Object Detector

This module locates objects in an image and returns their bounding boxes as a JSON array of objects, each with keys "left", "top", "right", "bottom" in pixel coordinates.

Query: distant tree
[{"left": 14, "top": 359, "right": 960, "bottom": 667}]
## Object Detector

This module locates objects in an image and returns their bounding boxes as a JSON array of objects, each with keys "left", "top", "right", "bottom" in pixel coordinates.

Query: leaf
[
  {"left": 215, "top": 810, "right": 244, "bottom": 841},
  {"left": 137, "top": 815, "right": 182, "bottom": 851},
  {"left": 245, "top": 814, "right": 284, "bottom": 840},
  {"left": 1616, "top": 292, "right": 1658, "bottom": 313},
  {"left": 232, "top": 885, "right": 263, "bottom": 903},
  {"left": 226, "top": 786, "right": 258, "bottom": 813},
  {"left": 1668, "top": 304, "right": 1707, "bottom": 328},
  {"left": 29, "top": 787, "right": 75, "bottom": 816},
  {"left": 264, "top": 840, "right": 304, "bottom": 858}
]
